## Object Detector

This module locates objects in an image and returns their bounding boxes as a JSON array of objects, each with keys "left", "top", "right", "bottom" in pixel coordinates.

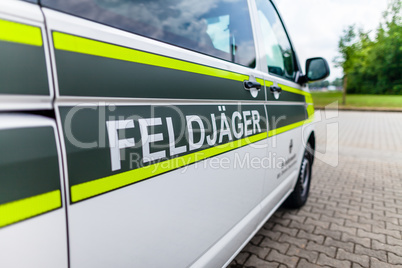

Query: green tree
[
  {"left": 377, "top": 0, "right": 402, "bottom": 94},
  {"left": 331, "top": 78, "right": 343, "bottom": 87},
  {"left": 334, "top": 25, "right": 360, "bottom": 103},
  {"left": 334, "top": 0, "right": 402, "bottom": 97}
]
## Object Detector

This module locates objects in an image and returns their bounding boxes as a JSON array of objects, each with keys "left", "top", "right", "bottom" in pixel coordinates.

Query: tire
[{"left": 284, "top": 143, "right": 313, "bottom": 208}]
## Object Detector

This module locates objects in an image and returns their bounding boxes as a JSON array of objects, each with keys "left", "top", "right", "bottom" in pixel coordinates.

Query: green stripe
[
  {"left": 257, "top": 78, "right": 266, "bottom": 87},
  {"left": 279, "top": 84, "right": 310, "bottom": 96},
  {"left": 71, "top": 132, "right": 268, "bottom": 202},
  {"left": 53, "top": 32, "right": 249, "bottom": 83},
  {"left": 0, "top": 19, "right": 49, "bottom": 96},
  {"left": 264, "top": 80, "right": 274, "bottom": 87},
  {"left": 0, "top": 19, "right": 42, "bottom": 46},
  {"left": 274, "top": 85, "right": 315, "bottom": 119},
  {"left": 60, "top": 104, "right": 267, "bottom": 188},
  {"left": 0, "top": 41, "right": 49, "bottom": 95},
  {"left": 55, "top": 50, "right": 261, "bottom": 100},
  {"left": 266, "top": 83, "right": 308, "bottom": 102},
  {"left": 0, "top": 190, "right": 61, "bottom": 228},
  {"left": 268, "top": 118, "right": 313, "bottom": 137},
  {"left": 304, "top": 93, "right": 313, "bottom": 104},
  {"left": 267, "top": 104, "right": 307, "bottom": 130},
  {"left": 0, "top": 127, "right": 61, "bottom": 204},
  {"left": 307, "top": 104, "right": 315, "bottom": 118}
]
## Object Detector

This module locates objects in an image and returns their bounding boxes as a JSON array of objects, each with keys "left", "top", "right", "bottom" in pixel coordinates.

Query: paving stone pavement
[{"left": 229, "top": 111, "right": 402, "bottom": 268}]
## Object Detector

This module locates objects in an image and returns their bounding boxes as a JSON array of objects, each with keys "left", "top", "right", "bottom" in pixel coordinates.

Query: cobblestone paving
[{"left": 229, "top": 111, "right": 402, "bottom": 268}]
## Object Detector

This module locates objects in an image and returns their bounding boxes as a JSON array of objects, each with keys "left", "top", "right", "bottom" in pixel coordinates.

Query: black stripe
[
  {"left": 267, "top": 90, "right": 306, "bottom": 102},
  {"left": 59, "top": 104, "right": 267, "bottom": 187},
  {"left": 0, "top": 127, "right": 61, "bottom": 205},
  {"left": 54, "top": 49, "right": 265, "bottom": 101},
  {"left": 0, "top": 41, "right": 49, "bottom": 96},
  {"left": 267, "top": 104, "right": 307, "bottom": 130}
]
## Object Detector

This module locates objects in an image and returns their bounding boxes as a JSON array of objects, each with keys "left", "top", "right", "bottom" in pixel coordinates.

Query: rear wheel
[{"left": 284, "top": 143, "right": 313, "bottom": 208}]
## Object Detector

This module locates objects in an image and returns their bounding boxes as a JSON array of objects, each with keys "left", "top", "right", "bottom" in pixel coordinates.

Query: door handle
[
  {"left": 244, "top": 80, "right": 262, "bottom": 91},
  {"left": 269, "top": 85, "right": 282, "bottom": 93}
]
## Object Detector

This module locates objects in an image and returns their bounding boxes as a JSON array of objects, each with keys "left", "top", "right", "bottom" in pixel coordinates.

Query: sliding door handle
[
  {"left": 269, "top": 85, "right": 282, "bottom": 93},
  {"left": 244, "top": 81, "right": 262, "bottom": 91}
]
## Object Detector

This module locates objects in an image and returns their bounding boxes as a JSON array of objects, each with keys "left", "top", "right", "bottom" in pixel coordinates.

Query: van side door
[
  {"left": 253, "top": 0, "right": 313, "bottom": 215},
  {"left": 0, "top": 2, "right": 68, "bottom": 267},
  {"left": 41, "top": 0, "right": 269, "bottom": 266}
]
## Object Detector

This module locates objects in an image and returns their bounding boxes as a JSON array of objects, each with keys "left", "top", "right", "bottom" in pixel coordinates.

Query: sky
[{"left": 274, "top": 0, "right": 390, "bottom": 81}]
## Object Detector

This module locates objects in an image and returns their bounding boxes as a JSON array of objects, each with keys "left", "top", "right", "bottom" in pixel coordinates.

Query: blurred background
[
  {"left": 231, "top": 2, "right": 402, "bottom": 267},
  {"left": 276, "top": 0, "right": 402, "bottom": 110}
]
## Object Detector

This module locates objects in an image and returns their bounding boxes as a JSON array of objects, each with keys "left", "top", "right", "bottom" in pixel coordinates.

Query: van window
[
  {"left": 42, "top": 0, "right": 256, "bottom": 68},
  {"left": 255, "top": 0, "right": 296, "bottom": 80}
]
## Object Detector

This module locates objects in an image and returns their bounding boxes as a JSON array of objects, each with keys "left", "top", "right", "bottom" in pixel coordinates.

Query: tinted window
[
  {"left": 255, "top": 0, "right": 296, "bottom": 80},
  {"left": 42, "top": 0, "right": 256, "bottom": 67}
]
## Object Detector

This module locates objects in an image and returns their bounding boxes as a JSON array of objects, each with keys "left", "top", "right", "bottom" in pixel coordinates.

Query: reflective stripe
[
  {"left": 0, "top": 190, "right": 61, "bottom": 228},
  {"left": 256, "top": 78, "right": 265, "bottom": 86},
  {"left": 278, "top": 84, "right": 314, "bottom": 103},
  {"left": 53, "top": 32, "right": 250, "bottom": 83},
  {"left": 268, "top": 118, "right": 313, "bottom": 137},
  {"left": 307, "top": 104, "right": 315, "bottom": 118},
  {"left": 70, "top": 132, "right": 268, "bottom": 203},
  {"left": 265, "top": 82, "right": 309, "bottom": 103},
  {"left": 305, "top": 93, "right": 313, "bottom": 104},
  {"left": 267, "top": 83, "right": 314, "bottom": 121},
  {"left": 0, "top": 19, "right": 42, "bottom": 47},
  {"left": 264, "top": 80, "right": 274, "bottom": 87},
  {"left": 279, "top": 84, "right": 310, "bottom": 97}
]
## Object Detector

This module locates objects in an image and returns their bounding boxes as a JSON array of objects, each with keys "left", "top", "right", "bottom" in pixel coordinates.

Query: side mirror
[{"left": 305, "top": 57, "right": 330, "bottom": 82}]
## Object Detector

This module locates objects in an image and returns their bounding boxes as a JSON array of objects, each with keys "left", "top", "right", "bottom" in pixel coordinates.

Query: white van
[{"left": 0, "top": 0, "right": 329, "bottom": 267}]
